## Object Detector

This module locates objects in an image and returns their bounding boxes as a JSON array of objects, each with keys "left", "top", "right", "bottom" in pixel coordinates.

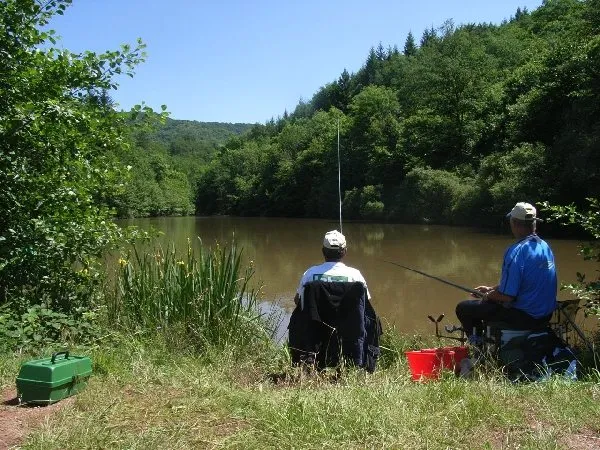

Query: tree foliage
[
  {"left": 0, "top": 0, "right": 154, "bottom": 312},
  {"left": 192, "top": 0, "right": 600, "bottom": 227},
  {"left": 106, "top": 118, "right": 252, "bottom": 218},
  {"left": 403, "top": 31, "right": 418, "bottom": 57},
  {"left": 543, "top": 199, "right": 600, "bottom": 319}
]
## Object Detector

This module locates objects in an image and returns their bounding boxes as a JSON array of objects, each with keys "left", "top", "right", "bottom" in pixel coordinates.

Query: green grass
[{"left": 3, "top": 333, "right": 599, "bottom": 450}]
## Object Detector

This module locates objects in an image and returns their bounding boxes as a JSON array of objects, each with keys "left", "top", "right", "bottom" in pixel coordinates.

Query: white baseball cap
[
  {"left": 323, "top": 230, "right": 346, "bottom": 249},
  {"left": 506, "top": 202, "right": 538, "bottom": 221}
]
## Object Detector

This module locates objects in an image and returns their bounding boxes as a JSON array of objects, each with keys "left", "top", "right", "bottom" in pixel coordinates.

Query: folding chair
[
  {"left": 549, "top": 299, "right": 581, "bottom": 346},
  {"left": 288, "top": 280, "right": 382, "bottom": 372}
]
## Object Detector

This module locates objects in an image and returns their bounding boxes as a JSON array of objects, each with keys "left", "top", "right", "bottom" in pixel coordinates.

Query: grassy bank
[
  {"left": 1, "top": 334, "right": 599, "bottom": 449},
  {"left": 2, "top": 242, "right": 599, "bottom": 449}
]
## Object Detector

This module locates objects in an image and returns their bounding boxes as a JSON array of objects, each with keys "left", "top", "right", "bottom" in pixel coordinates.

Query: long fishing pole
[
  {"left": 337, "top": 117, "right": 342, "bottom": 233},
  {"left": 383, "top": 260, "right": 484, "bottom": 298}
]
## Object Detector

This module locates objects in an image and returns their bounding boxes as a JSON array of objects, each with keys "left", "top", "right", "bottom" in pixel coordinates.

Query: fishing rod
[
  {"left": 337, "top": 117, "right": 342, "bottom": 234},
  {"left": 383, "top": 260, "right": 484, "bottom": 298}
]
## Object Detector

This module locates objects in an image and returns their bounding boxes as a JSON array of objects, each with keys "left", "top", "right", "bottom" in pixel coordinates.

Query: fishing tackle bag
[{"left": 498, "top": 327, "right": 577, "bottom": 381}]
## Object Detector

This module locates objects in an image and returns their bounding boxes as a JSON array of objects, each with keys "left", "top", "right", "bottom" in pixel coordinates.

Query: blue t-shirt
[{"left": 498, "top": 234, "right": 557, "bottom": 318}]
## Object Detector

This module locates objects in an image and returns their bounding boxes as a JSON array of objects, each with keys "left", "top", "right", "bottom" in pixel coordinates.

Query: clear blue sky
[{"left": 49, "top": 0, "right": 543, "bottom": 124}]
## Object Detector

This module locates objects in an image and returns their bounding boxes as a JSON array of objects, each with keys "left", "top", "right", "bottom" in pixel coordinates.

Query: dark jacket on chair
[{"left": 288, "top": 281, "right": 383, "bottom": 372}]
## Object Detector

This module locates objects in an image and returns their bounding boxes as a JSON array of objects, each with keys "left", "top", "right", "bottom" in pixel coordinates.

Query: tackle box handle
[{"left": 51, "top": 351, "right": 70, "bottom": 364}]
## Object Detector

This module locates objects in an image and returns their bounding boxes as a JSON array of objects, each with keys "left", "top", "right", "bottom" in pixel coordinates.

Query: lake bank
[{"left": 2, "top": 332, "right": 599, "bottom": 449}]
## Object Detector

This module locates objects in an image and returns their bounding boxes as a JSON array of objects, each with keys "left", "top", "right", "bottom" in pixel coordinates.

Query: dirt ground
[
  {"left": 0, "top": 387, "right": 72, "bottom": 450},
  {"left": 561, "top": 432, "right": 600, "bottom": 450}
]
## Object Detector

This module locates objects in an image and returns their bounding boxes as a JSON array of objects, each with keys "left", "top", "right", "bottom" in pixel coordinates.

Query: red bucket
[
  {"left": 447, "top": 346, "right": 469, "bottom": 372},
  {"left": 405, "top": 350, "right": 455, "bottom": 381},
  {"left": 420, "top": 347, "right": 468, "bottom": 373}
]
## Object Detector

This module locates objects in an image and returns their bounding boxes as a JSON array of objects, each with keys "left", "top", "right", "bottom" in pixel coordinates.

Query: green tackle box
[{"left": 16, "top": 351, "right": 92, "bottom": 405}]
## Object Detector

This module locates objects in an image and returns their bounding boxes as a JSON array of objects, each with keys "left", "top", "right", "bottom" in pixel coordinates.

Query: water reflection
[{"left": 115, "top": 217, "right": 596, "bottom": 334}]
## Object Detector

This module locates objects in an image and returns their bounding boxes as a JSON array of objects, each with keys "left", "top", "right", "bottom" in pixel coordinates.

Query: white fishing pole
[{"left": 337, "top": 117, "right": 343, "bottom": 234}]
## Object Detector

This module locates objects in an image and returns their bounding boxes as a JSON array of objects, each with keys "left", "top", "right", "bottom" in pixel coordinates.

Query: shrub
[
  {"left": 543, "top": 198, "right": 600, "bottom": 320},
  {"left": 343, "top": 185, "right": 385, "bottom": 220},
  {"left": 0, "top": 304, "right": 104, "bottom": 352},
  {"left": 392, "top": 167, "right": 475, "bottom": 224},
  {"left": 477, "top": 142, "right": 551, "bottom": 217}
]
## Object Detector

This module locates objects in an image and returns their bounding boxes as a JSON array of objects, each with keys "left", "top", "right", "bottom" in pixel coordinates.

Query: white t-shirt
[{"left": 296, "top": 261, "right": 371, "bottom": 309}]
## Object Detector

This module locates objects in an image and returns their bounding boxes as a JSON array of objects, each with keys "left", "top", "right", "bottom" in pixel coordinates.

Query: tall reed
[{"left": 108, "top": 239, "right": 266, "bottom": 349}]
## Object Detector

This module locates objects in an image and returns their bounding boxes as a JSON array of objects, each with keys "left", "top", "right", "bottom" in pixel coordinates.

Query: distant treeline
[
  {"left": 117, "top": 0, "right": 600, "bottom": 226},
  {"left": 111, "top": 119, "right": 253, "bottom": 217}
]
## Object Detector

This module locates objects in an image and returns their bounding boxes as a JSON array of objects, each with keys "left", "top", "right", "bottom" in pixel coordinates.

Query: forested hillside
[
  {"left": 194, "top": 0, "right": 600, "bottom": 226},
  {"left": 113, "top": 119, "right": 252, "bottom": 217}
]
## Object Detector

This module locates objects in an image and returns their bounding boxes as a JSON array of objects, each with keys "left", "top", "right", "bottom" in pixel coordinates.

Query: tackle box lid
[{"left": 16, "top": 351, "right": 92, "bottom": 388}]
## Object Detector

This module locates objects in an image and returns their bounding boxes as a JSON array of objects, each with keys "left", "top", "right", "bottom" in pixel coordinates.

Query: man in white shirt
[{"left": 294, "top": 230, "right": 371, "bottom": 309}]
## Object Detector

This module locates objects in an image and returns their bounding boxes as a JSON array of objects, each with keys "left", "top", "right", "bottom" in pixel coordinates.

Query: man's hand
[
  {"left": 472, "top": 285, "right": 513, "bottom": 303},
  {"left": 472, "top": 285, "right": 493, "bottom": 298},
  {"left": 475, "top": 285, "right": 493, "bottom": 293}
]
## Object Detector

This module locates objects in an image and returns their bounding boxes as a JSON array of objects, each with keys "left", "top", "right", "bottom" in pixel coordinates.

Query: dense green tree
[
  {"left": 336, "top": 69, "right": 352, "bottom": 110},
  {"left": 343, "top": 185, "right": 385, "bottom": 220},
  {"left": 0, "top": 0, "right": 157, "bottom": 310},
  {"left": 403, "top": 31, "right": 418, "bottom": 56},
  {"left": 354, "top": 47, "right": 380, "bottom": 91},
  {"left": 416, "top": 29, "right": 498, "bottom": 166},
  {"left": 154, "top": 119, "right": 252, "bottom": 154},
  {"left": 113, "top": 141, "right": 194, "bottom": 217},
  {"left": 476, "top": 143, "right": 552, "bottom": 220},
  {"left": 348, "top": 86, "right": 403, "bottom": 185},
  {"left": 420, "top": 26, "right": 438, "bottom": 47},
  {"left": 392, "top": 167, "right": 476, "bottom": 224},
  {"left": 311, "top": 82, "right": 340, "bottom": 113},
  {"left": 504, "top": 0, "right": 599, "bottom": 205}
]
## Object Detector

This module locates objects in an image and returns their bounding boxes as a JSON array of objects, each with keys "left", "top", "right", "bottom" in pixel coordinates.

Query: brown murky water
[{"left": 116, "top": 216, "right": 597, "bottom": 335}]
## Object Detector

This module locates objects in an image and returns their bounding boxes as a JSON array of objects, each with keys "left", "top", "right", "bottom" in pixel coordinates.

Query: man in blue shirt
[{"left": 456, "top": 202, "right": 557, "bottom": 339}]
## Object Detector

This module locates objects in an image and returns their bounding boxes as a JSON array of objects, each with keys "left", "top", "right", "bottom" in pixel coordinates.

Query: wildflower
[
  {"left": 176, "top": 260, "right": 185, "bottom": 266},
  {"left": 118, "top": 258, "right": 127, "bottom": 266}
]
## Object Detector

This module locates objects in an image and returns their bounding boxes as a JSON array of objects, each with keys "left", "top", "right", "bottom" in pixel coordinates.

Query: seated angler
[
  {"left": 289, "top": 230, "right": 381, "bottom": 372},
  {"left": 455, "top": 202, "right": 557, "bottom": 342}
]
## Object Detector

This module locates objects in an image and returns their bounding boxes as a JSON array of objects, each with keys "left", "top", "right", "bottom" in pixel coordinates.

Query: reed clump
[{"left": 108, "top": 239, "right": 267, "bottom": 350}]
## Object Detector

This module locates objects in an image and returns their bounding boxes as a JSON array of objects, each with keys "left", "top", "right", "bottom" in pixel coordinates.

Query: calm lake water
[{"left": 115, "top": 216, "right": 596, "bottom": 336}]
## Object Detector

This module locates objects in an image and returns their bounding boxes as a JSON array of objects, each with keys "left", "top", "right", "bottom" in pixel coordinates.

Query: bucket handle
[{"left": 51, "top": 351, "right": 70, "bottom": 364}]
